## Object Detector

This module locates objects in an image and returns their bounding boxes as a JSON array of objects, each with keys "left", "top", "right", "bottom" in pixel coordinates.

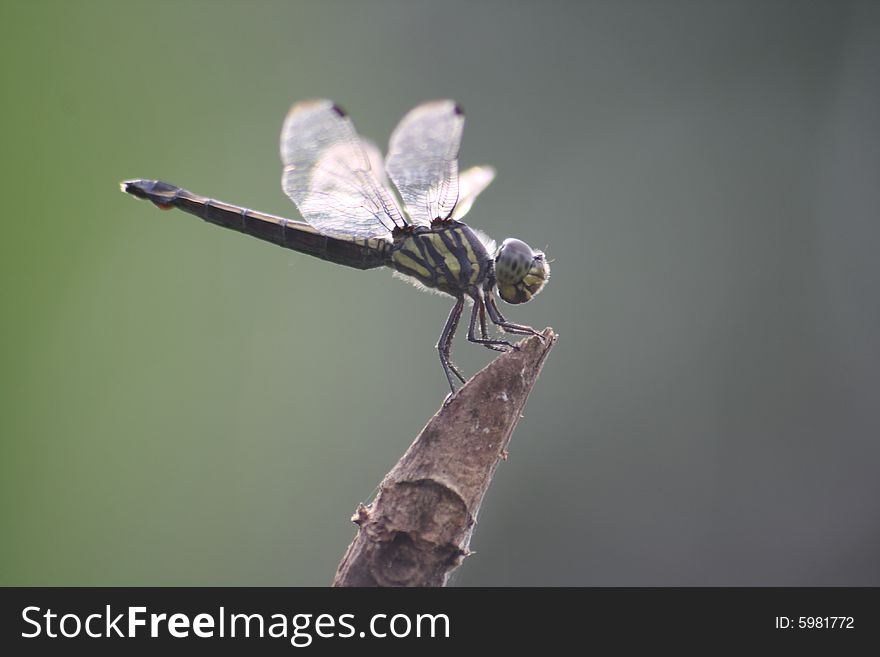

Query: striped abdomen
[{"left": 390, "top": 223, "right": 491, "bottom": 295}]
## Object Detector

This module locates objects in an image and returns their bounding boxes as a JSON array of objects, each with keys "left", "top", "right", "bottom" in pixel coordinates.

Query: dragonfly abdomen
[
  {"left": 389, "top": 222, "right": 491, "bottom": 295},
  {"left": 122, "top": 180, "right": 389, "bottom": 270}
]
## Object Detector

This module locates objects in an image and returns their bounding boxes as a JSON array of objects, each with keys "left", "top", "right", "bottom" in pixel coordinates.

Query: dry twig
[{"left": 333, "top": 328, "right": 557, "bottom": 587}]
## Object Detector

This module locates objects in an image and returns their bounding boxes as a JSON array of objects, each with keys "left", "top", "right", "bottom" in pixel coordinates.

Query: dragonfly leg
[
  {"left": 485, "top": 291, "right": 545, "bottom": 340},
  {"left": 438, "top": 297, "right": 467, "bottom": 392},
  {"left": 467, "top": 292, "right": 514, "bottom": 352}
]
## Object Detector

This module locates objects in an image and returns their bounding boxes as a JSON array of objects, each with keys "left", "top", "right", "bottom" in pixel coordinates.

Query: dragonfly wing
[
  {"left": 451, "top": 165, "right": 495, "bottom": 220},
  {"left": 281, "top": 99, "right": 406, "bottom": 239},
  {"left": 385, "top": 100, "right": 464, "bottom": 225},
  {"left": 359, "top": 138, "right": 388, "bottom": 187}
]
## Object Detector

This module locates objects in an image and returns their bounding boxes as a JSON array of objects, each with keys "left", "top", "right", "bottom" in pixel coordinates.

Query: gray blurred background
[{"left": 2, "top": 0, "right": 878, "bottom": 585}]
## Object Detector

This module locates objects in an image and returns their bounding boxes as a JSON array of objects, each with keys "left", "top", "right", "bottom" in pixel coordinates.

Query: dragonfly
[{"left": 122, "top": 99, "right": 550, "bottom": 393}]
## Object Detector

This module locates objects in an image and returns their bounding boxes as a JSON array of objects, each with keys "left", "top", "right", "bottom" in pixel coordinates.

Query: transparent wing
[
  {"left": 385, "top": 100, "right": 464, "bottom": 225},
  {"left": 359, "top": 138, "right": 389, "bottom": 188},
  {"left": 281, "top": 99, "right": 407, "bottom": 239},
  {"left": 451, "top": 165, "right": 495, "bottom": 220}
]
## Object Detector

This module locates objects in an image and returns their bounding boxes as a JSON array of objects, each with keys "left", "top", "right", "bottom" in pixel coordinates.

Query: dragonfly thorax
[{"left": 388, "top": 221, "right": 492, "bottom": 296}]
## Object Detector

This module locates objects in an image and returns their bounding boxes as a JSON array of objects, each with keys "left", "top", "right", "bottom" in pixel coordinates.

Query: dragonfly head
[{"left": 493, "top": 238, "right": 550, "bottom": 304}]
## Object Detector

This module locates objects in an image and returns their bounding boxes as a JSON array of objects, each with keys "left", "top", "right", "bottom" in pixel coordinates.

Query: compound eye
[
  {"left": 495, "top": 238, "right": 535, "bottom": 286},
  {"left": 494, "top": 238, "right": 550, "bottom": 305}
]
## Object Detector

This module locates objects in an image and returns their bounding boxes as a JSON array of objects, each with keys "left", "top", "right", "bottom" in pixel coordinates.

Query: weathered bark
[{"left": 333, "top": 327, "right": 557, "bottom": 587}]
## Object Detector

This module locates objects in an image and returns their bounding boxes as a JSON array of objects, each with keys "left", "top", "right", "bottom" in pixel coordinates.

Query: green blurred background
[{"left": 2, "top": 0, "right": 878, "bottom": 586}]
